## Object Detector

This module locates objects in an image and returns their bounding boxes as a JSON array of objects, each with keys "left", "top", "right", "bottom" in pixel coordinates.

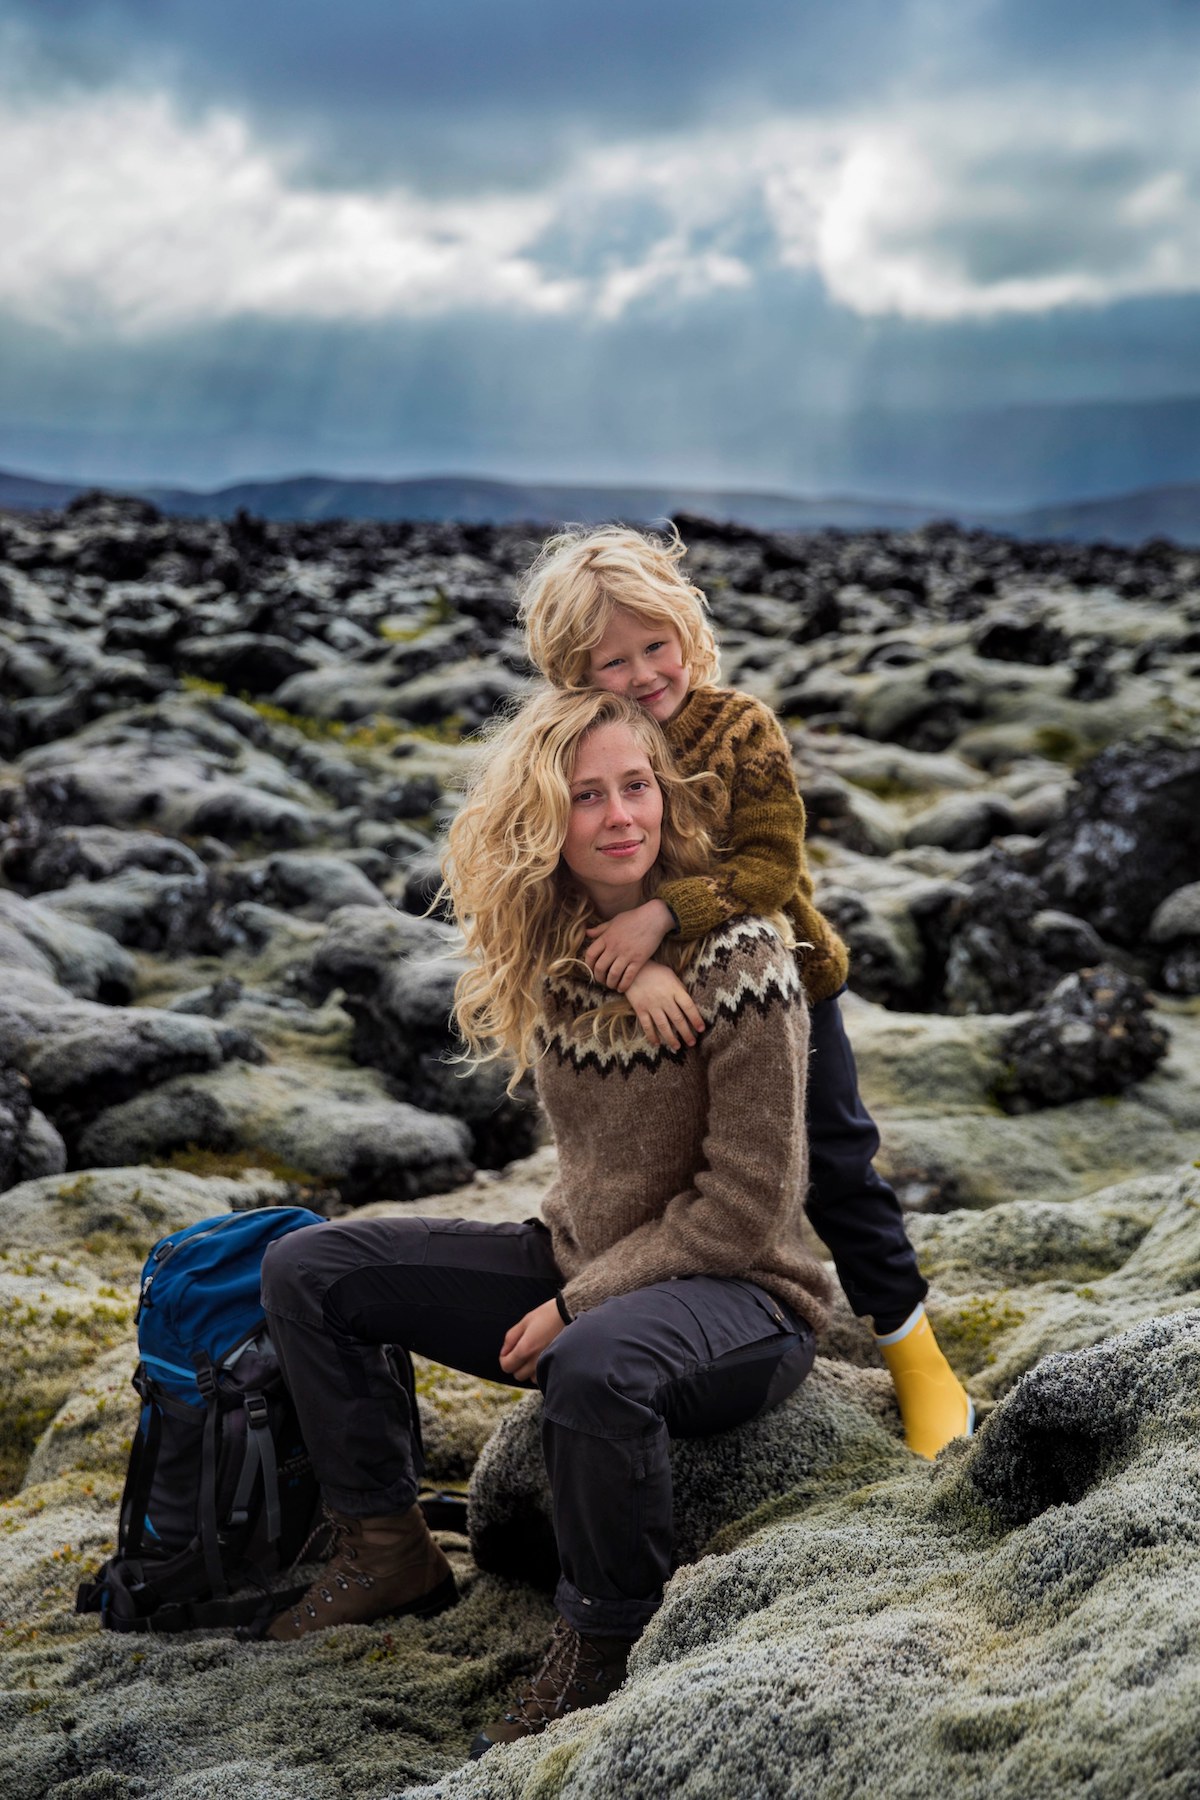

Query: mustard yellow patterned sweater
[{"left": 656, "top": 684, "right": 850, "bottom": 1005}]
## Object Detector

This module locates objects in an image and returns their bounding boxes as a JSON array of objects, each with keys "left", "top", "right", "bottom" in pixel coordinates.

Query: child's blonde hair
[
  {"left": 517, "top": 522, "right": 721, "bottom": 691},
  {"left": 440, "top": 686, "right": 718, "bottom": 1088}
]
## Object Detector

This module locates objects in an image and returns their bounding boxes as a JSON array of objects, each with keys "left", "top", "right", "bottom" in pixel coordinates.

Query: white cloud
[
  {"left": 808, "top": 91, "right": 1200, "bottom": 319},
  {"left": 0, "top": 92, "right": 576, "bottom": 331},
  {"left": 1, "top": 78, "right": 1198, "bottom": 334}
]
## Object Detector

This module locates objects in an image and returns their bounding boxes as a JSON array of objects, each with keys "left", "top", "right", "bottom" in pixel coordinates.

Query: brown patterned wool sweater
[
  {"left": 535, "top": 916, "right": 831, "bottom": 1332},
  {"left": 656, "top": 685, "right": 850, "bottom": 1005}
]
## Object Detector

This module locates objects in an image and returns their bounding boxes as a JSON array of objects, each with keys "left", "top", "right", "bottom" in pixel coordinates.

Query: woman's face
[{"left": 561, "top": 722, "right": 664, "bottom": 915}]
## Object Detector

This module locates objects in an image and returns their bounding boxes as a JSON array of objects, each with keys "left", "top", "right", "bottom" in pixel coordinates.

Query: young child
[{"left": 518, "top": 522, "right": 973, "bottom": 1458}]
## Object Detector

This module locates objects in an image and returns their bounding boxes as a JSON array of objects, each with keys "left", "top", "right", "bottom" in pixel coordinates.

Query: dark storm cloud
[{"left": 6, "top": 0, "right": 1196, "bottom": 193}]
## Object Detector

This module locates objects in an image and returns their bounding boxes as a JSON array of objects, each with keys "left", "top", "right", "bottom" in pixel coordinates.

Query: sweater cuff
[
  {"left": 655, "top": 877, "right": 728, "bottom": 942},
  {"left": 560, "top": 1272, "right": 602, "bottom": 1317}
]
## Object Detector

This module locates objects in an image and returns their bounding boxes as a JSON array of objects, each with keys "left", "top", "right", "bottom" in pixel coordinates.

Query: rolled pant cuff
[
  {"left": 555, "top": 1575, "right": 660, "bottom": 1641},
  {"left": 320, "top": 1478, "right": 420, "bottom": 1519}
]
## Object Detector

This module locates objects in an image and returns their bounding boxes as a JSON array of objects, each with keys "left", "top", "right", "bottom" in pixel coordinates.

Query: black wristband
[{"left": 554, "top": 1290, "right": 574, "bottom": 1326}]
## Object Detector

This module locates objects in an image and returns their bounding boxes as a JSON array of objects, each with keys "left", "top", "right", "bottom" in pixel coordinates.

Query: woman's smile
[{"left": 561, "top": 721, "right": 664, "bottom": 912}]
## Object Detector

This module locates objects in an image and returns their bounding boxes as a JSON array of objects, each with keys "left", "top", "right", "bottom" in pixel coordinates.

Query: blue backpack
[{"left": 77, "top": 1206, "right": 326, "bottom": 1634}]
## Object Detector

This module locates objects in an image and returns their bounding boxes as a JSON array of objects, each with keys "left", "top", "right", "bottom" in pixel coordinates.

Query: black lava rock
[
  {"left": 1035, "top": 739, "right": 1200, "bottom": 948},
  {"left": 994, "top": 965, "right": 1169, "bottom": 1112},
  {"left": 942, "top": 860, "right": 1061, "bottom": 1014},
  {"left": 974, "top": 613, "right": 1068, "bottom": 665},
  {"left": 0, "top": 1066, "right": 33, "bottom": 1190}
]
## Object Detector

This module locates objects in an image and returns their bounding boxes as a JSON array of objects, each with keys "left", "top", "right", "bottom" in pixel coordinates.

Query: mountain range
[{"left": 1, "top": 466, "right": 1197, "bottom": 547}]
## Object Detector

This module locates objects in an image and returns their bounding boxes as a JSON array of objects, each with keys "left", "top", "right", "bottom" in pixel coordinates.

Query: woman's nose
[{"left": 604, "top": 792, "right": 633, "bottom": 825}]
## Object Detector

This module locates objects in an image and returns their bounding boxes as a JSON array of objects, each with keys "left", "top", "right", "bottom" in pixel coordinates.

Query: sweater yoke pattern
[{"left": 539, "top": 918, "right": 802, "bottom": 1080}]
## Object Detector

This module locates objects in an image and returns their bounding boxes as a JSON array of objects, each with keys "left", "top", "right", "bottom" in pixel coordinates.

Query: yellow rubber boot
[{"left": 876, "top": 1306, "right": 974, "bottom": 1460}]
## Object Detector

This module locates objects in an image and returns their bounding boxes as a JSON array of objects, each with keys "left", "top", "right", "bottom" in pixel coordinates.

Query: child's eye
[
  {"left": 646, "top": 642, "right": 665, "bottom": 653},
  {"left": 601, "top": 657, "right": 624, "bottom": 670}
]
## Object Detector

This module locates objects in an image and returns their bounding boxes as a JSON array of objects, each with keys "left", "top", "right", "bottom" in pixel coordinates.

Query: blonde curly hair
[
  {"left": 441, "top": 687, "right": 718, "bottom": 1088},
  {"left": 517, "top": 522, "right": 721, "bottom": 691}
]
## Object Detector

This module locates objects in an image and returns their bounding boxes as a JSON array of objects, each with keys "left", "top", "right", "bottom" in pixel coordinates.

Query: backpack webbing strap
[
  {"left": 195, "top": 1355, "right": 228, "bottom": 1599},
  {"left": 144, "top": 1584, "right": 309, "bottom": 1634},
  {"left": 77, "top": 1568, "right": 311, "bottom": 1634},
  {"left": 119, "top": 1390, "right": 162, "bottom": 1561},
  {"left": 229, "top": 1393, "right": 282, "bottom": 1545},
  {"left": 249, "top": 1395, "right": 281, "bottom": 1544}
]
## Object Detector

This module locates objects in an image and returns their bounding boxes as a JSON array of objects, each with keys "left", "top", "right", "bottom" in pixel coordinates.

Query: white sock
[{"left": 874, "top": 1302, "right": 926, "bottom": 1348}]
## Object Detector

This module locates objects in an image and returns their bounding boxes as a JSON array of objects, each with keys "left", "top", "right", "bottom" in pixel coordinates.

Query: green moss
[
  {"left": 180, "top": 674, "right": 227, "bottom": 698},
  {"left": 0, "top": 1296, "right": 134, "bottom": 1496},
  {"left": 55, "top": 1175, "right": 99, "bottom": 1207},
  {"left": 844, "top": 771, "right": 924, "bottom": 801},
  {"left": 378, "top": 588, "right": 454, "bottom": 641},
  {"left": 929, "top": 1296, "right": 1027, "bottom": 1375},
  {"left": 412, "top": 1359, "right": 519, "bottom": 1413},
  {"left": 702, "top": 1447, "right": 909, "bottom": 1556},
  {"left": 402, "top": 713, "right": 466, "bottom": 745},
  {"left": 240, "top": 693, "right": 460, "bottom": 751},
  {"left": 152, "top": 1144, "right": 321, "bottom": 1186},
  {"left": 522, "top": 1739, "right": 587, "bottom": 1798},
  {"left": 1032, "top": 724, "right": 1082, "bottom": 764},
  {"left": 243, "top": 696, "right": 353, "bottom": 743}
]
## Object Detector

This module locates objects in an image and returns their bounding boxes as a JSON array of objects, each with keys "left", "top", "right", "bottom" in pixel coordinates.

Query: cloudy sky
[{"left": 1, "top": 0, "right": 1198, "bottom": 503}]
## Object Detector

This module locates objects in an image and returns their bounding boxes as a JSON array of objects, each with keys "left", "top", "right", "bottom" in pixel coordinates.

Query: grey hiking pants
[{"left": 261, "top": 1214, "right": 815, "bottom": 1638}]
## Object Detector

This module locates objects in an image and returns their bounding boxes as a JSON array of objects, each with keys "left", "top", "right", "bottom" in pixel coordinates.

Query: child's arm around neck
[{"left": 658, "top": 685, "right": 806, "bottom": 941}]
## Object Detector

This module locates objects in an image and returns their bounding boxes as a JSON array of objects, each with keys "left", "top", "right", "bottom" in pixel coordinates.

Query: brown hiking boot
[
  {"left": 263, "top": 1504, "right": 457, "bottom": 1641},
  {"left": 470, "top": 1615, "right": 633, "bottom": 1759}
]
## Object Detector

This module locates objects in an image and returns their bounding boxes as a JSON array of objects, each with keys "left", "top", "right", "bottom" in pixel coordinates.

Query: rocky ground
[{"left": 1, "top": 492, "right": 1199, "bottom": 1797}]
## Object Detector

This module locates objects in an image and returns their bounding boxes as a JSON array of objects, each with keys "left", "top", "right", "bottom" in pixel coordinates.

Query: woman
[{"left": 258, "top": 687, "right": 830, "bottom": 1758}]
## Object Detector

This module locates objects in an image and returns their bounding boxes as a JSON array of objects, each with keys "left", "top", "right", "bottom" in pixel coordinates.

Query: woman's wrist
[
  {"left": 554, "top": 1290, "right": 574, "bottom": 1326},
  {"left": 649, "top": 896, "right": 679, "bottom": 936}
]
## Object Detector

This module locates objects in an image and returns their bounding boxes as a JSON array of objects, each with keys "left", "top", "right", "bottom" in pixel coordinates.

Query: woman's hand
[
  {"left": 585, "top": 898, "right": 674, "bottom": 990},
  {"left": 499, "top": 1299, "right": 566, "bottom": 1383},
  {"left": 625, "top": 961, "right": 706, "bottom": 1051}
]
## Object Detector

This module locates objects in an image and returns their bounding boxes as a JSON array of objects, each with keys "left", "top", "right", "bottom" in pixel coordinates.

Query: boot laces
[
  {"left": 289, "top": 1503, "right": 340, "bottom": 1572},
  {"left": 506, "top": 1620, "right": 613, "bottom": 1729},
  {"left": 285, "top": 1509, "right": 373, "bottom": 1622}
]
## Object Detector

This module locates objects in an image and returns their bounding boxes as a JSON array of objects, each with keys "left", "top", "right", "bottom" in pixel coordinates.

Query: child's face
[{"left": 586, "top": 606, "right": 691, "bottom": 724}]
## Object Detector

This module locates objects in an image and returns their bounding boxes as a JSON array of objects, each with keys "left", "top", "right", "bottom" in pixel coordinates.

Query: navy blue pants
[
  {"left": 805, "top": 991, "right": 927, "bottom": 1333},
  {"left": 262, "top": 1216, "right": 815, "bottom": 1638}
]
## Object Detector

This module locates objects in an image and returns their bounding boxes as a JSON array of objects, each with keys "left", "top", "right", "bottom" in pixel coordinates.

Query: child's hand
[
  {"left": 625, "top": 962, "right": 706, "bottom": 1052},
  {"left": 585, "top": 898, "right": 674, "bottom": 991}
]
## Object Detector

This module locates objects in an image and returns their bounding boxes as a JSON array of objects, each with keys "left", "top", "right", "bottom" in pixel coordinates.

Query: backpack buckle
[
  {"left": 244, "top": 1393, "right": 269, "bottom": 1431},
  {"left": 194, "top": 1354, "right": 217, "bottom": 1398}
]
